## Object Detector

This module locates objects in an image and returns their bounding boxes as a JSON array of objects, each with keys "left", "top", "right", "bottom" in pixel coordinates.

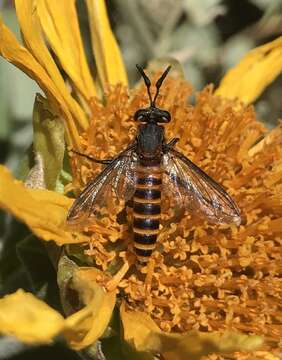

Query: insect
[{"left": 67, "top": 65, "right": 241, "bottom": 265}]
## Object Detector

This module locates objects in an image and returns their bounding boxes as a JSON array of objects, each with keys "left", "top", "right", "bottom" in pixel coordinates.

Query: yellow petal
[
  {"left": 65, "top": 267, "right": 116, "bottom": 350},
  {"left": 216, "top": 36, "right": 282, "bottom": 104},
  {"left": 254, "top": 353, "right": 282, "bottom": 360},
  {"left": 85, "top": 0, "right": 128, "bottom": 89},
  {"left": 36, "top": 0, "right": 97, "bottom": 102},
  {"left": 120, "top": 303, "right": 161, "bottom": 353},
  {"left": 161, "top": 332, "right": 263, "bottom": 360},
  {"left": 14, "top": 0, "right": 89, "bottom": 136},
  {"left": 0, "top": 165, "right": 87, "bottom": 245},
  {"left": 0, "top": 17, "right": 81, "bottom": 148},
  {"left": 0, "top": 289, "right": 65, "bottom": 344},
  {"left": 0, "top": 266, "right": 116, "bottom": 348},
  {"left": 120, "top": 304, "right": 263, "bottom": 359}
]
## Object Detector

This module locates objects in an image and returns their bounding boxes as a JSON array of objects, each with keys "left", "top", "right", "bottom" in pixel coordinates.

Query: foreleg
[{"left": 69, "top": 149, "right": 113, "bottom": 165}]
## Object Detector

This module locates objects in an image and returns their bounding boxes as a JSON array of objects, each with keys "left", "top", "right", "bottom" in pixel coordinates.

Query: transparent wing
[
  {"left": 67, "top": 147, "right": 137, "bottom": 227},
  {"left": 163, "top": 149, "right": 241, "bottom": 225}
]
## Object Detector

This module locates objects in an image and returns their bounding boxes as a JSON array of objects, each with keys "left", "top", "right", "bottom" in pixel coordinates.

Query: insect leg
[
  {"left": 70, "top": 142, "right": 137, "bottom": 166},
  {"left": 105, "top": 253, "right": 136, "bottom": 291},
  {"left": 144, "top": 257, "right": 155, "bottom": 296},
  {"left": 69, "top": 149, "right": 113, "bottom": 164},
  {"left": 163, "top": 137, "right": 179, "bottom": 152}
]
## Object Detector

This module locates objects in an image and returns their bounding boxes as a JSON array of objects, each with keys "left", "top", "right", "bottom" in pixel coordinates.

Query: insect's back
[
  {"left": 67, "top": 64, "right": 241, "bottom": 266},
  {"left": 133, "top": 162, "right": 162, "bottom": 262}
]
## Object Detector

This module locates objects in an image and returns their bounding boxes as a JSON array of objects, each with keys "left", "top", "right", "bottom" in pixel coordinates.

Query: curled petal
[
  {"left": 216, "top": 36, "right": 282, "bottom": 104},
  {"left": 0, "top": 165, "right": 87, "bottom": 245},
  {"left": 85, "top": 0, "right": 128, "bottom": 89},
  {"left": 0, "top": 265, "right": 116, "bottom": 349},
  {"left": 64, "top": 266, "right": 116, "bottom": 350}
]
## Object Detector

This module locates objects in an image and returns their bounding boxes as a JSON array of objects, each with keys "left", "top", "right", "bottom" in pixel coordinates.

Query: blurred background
[
  {"left": 0, "top": 0, "right": 281, "bottom": 359},
  {"left": 1, "top": 0, "right": 282, "bottom": 170}
]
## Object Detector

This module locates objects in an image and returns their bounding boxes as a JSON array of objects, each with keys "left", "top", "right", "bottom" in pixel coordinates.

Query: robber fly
[{"left": 67, "top": 65, "right": 241, "bottom": 263}]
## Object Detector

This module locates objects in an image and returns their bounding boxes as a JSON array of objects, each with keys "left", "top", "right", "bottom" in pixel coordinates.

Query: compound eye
[
  {"left": 134, "top": 109, "right": 146, "bottom": 121},
  {"left": 161, "top": 111, "right": 171, "bottom": 123}
]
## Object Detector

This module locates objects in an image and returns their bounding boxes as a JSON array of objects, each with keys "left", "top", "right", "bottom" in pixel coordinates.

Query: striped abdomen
[{"left": 133, "top": 163, "right": 162, "bottom": 263}]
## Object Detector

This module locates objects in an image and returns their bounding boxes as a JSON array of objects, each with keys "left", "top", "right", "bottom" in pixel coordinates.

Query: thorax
[{"left": 136, "top": 123, "right": 164, "bottom": 160}]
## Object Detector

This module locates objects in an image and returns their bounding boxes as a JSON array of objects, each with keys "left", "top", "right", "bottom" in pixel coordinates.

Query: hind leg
[
  {"left": 144, "top": 257, "right": 156, "bottom": 296},
  {"left": 105, "top": 253, "right": 135, "bottom": 292}
]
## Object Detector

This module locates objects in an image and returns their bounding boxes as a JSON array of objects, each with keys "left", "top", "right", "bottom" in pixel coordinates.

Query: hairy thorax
[{"left": 137, "top": 123, "right": 164, "bottom": 159}]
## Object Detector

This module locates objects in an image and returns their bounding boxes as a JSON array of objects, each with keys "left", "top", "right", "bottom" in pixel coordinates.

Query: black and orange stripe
[{"left": 133, "top": 163, "right": 162, "bottom": 262}]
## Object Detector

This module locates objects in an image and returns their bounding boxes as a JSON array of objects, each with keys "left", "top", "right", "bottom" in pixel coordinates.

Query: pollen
[{"left": 69, "top": 77, "right": 282, "bottom": 354}]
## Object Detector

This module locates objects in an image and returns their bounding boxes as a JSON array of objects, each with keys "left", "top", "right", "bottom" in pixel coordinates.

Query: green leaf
[
  {"left": 0, "top": 216, "right": 30, "bottom": 285},
  {"left": 32, "top": 93, "right": 65, "bottom": 190},
  {"left": 14, "top": 145, "right": 34, "bottom": 181},
  {"left": 57, "top": 254, "right": 80, "bottom": 316},
  {"left": 16, "top": 235, "right": 62, "bottom": 310},
  {"left": 0, "top": 59, "right": 9, "bottom": 140}
]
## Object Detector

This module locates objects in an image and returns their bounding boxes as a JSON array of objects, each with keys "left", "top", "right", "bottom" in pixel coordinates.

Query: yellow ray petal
[
  {"left": 216, "top": 36, "right": 282, "bottom": 104},
  {"left": 120, "top": 304, "right": 263, "bottom": 359},
  {"left": 36, "top": 0, "right": 97, "bottom": 102},
  {"left": 65, "top": 267, "right": 116, "bottom": 350},
  {"left": 0, "top": 267, "right": 116, "bottom": 348},
  {"left": 14, "top": 0, "right": 89, "bottom": 135},
  {"left": 85, "top": 0, "right": 128, "bottom": 89},
  {"left": 0, "top": 18, "right": 81, "bottom": 149},
  {"left": 120, "top": 303, "right": 160, "bottom": 353},
  {"left": 0, "top": 165, "right": 87, "bottom": 245},
  {"left": 0, "top": 289, "right": 65, "bottom": 344}
]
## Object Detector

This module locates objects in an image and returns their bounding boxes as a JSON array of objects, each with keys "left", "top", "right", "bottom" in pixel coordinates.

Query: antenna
[
  {"left": 136, "top": 64, "right": 171, "bottom": 107},
  {"left": 152, "top": 65, "right": 171, "bottom": 106},
  {"left": 136, "top": 64, "right": 153, "bottom": 106}
]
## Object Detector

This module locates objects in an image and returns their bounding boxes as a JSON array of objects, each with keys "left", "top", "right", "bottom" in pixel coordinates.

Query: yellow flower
[{"left": 0, "top": 1, "right": 282, "bottom": 359}]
